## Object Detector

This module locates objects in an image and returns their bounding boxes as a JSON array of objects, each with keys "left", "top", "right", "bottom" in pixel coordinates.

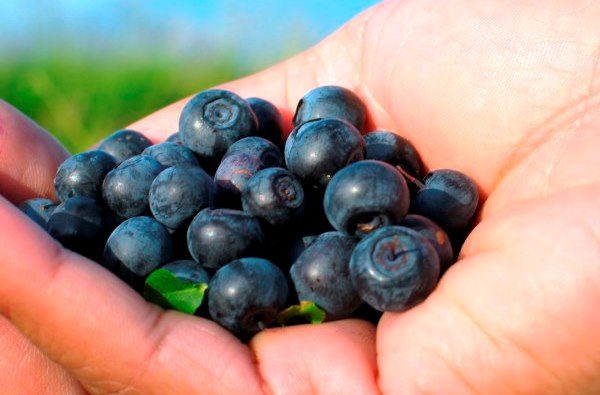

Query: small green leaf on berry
[
  {"left": 277, "top": 300, "right": 326, "bottom": 326},
  {"left": 144, "top": 268, "right": 208, "bottom": 315}
]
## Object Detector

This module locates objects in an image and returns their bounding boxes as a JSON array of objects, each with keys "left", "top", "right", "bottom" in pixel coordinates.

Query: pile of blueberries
[{"left": 19, "top": 86, "right": 478, "bottom": 336}]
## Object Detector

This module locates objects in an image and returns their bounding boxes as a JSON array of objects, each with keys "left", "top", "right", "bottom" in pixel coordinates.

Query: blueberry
[
  {"left": 98, "top": 129, "right": 152, "bottom": 164},
  {"left": 187, "top": 208, "right": 265, "bottom": 270},
  {"left": 364, "top": 131, "right": 424, "bottom": 178},
  {"left": 54, "top": 150, "right": 117, "bottom": 202},
  {"left": 223, "top": 136, "right": 283, "bottom": 165},
  {"left": 241, "top": 168, "right": 304, "bottom": 226},
  {"left": 179, "top": 89, "right": 258, "bottom": 167},
  {"left": 162, "top": 260, "right": 211, "bottom": 284},
  {"left": 149, "top": 164, "right": 215, "bottom": 229},
  {"left": 103, "top": 216, "right": 173, "bottom": 289},
  {"left": 412, "top": 169, "right": 479, "bottom": 231},
  {"left": 142, "top": 142, "right": 199, "bottom": 167},
  {"left": 324, "top": 160, "right": 410, "bottom": 236},
  {"left": 214, "top": 150, "right": 282, "bottom": 208},
  {"left": 284, "top": 118, "right": 365, "bottom": 189},
  {"left": 208, "top": 257, "right": 288, "bottom": 334},
  {"left": 293, "top": 86, "right": 367, "bottom": 132},
  {"left": 166, "top": 132, "right": 183, "bottom": 145},
  {"left": 102, "top": 155, "right": 164, "bottom": 218},
  {"left": 47, "top": 196, "right": 107, "bottom": 257},
  {"left": 349, "top": 226, "right": 440, "bottom": 312},
  {"left": 18, "top": 198, "right": 58, "bottom": 229},
  {"left": 400, "top": 214, "right": 454, "bottom": 273},
  {"left": 290, "top": 232, "right": 361, "bottom": 319},
  {"left": 246, "top": 97, "right": 283, "bottom": 146}
]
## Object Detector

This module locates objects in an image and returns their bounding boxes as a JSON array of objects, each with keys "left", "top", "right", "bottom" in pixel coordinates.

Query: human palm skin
[{"left": 0, "top": 0, "right": 599, "bottom": 393}]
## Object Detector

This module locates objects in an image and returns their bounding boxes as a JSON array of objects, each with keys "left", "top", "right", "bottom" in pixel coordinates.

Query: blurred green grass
[{"left": 0, "top": 54, "right": 244, "bottom": 153}]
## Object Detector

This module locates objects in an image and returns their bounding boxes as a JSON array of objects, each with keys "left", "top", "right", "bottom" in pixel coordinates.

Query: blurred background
[{"left": 0, "top": 0, "right": 378, "bottom": 152}]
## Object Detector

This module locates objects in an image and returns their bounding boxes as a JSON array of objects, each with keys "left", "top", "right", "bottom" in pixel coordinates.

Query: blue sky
[{"left": 0, "top": 0, "right": 379, "bottom": 64}]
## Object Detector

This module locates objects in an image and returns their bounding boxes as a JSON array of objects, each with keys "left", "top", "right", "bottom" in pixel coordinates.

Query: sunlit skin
[{"left": 0, "top": 0, "right": 598, "bottom": 393}]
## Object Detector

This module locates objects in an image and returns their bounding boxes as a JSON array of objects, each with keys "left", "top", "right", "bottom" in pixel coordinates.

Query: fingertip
[
  {"left": 0, "top": 100, "right": 69, "bottom": 203},
  {"left": 250, "top": 320, "right": 379, "bottom": 395}
]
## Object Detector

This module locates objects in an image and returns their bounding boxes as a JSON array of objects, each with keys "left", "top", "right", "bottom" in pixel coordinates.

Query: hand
[{"left": 0, "top": 0, "right": 598, "bottom": 393}]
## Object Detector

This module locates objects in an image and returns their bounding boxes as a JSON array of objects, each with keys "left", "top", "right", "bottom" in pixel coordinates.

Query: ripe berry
[
  {"left": 47, "top": 196, "right": 107, "bottom": 257},
  {"left": 208, "top": 257, "right": 288, "bottom": 334},
  {"left": 223, "top": 136, "right": 282, "bottom": 164},
  {"left": 54, "top": 150, "right": 117, "bottom": 202},
  {"left": 18, "top": 198, "right": 57, "bottom": 230},
  {"left": 98, "top": 129, "right": 152, "bottom": 164},
  {"left": 214, "top": 149, "right": 281, "bottom": 208},
  {"left": 412, "top": 169, "right": 479, "bottom": 231},
  {"left": 400, "top": 214, "right": 454, "bottom": 272},
  {"left": 187, "top": 208, "right": 265, "bottom": 269},
  {"left": 285, "top": 118, "right": 365, "bottom": 189},
  {"left": 102, "top": 155, "right": 164, "bottom": 218},
  {"left": 247, "top": 97, "right": 283, "bottom": 147},
  {"left": 241, "top": 167, "right": 304, "bottom": 226},
  {"left": 142, "top": 142, "right": 199, "bottom": 167},
  {"left": 290, "top": 232, "right": 361, "bottom": 319},
  {"left": 104, "top": 216, "right": 173, "bottom": 289},
  {"left": 166, "top": 132, "right": 183, "bottom": 145},
  {"left": 179, "top": 89, "right": 258, "bottom": 166},
  {"left": 350, "top": 226, "right": 440, "bottom": 312},
  {"left": 293, "top": 86, "right": 367, "bottom": 132},
  {"left": 364, "top": 130, "right": 424, "bottom": 178},
  {"left": 324, "top": 160, "right": 409, "bottom": 236},
  {"left": 162, "top": 260, "right": 211, "bottom": 284},
  {"left": 149, "top": 164, "right": 215, "bottom": 230}
]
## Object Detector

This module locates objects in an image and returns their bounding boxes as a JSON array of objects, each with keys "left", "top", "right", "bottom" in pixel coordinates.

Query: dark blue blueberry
[
  {"left": 54, "top": 150, "right": 117, "bottom": 202},
  {"left": 223, "top": 136, "right": 283, "bottom": 165},
  {"left": 179, "top": 89, "right": 258, "bottom": 167},
  {"left": 246, "top": 97, "right": 283, "bottom": 146},
  {"left": 324, "top": 160, "right": 409, "bottom": 236},
  {"left": 208, "top": 257, "right": 288, "bottom": 334},
  {"left": 284, "top": 118, "right": 365, "bottom": 189},
  {"left": 166, "top": 132, "right": 183, "bottom": 145},
  {"left": 349, "top": 226, "right": 440, "bottom": 312},
  {"left": 241, "top": 167, "right": 304, "bottom": 226},
  {"left": 18, "top": 198, "right": 57, "bottom": 229},
  {"left": 142, "top": 142, "right": 199, "bottom": 167},
  {"left": 98, "top": 129, "right": 152, "bottom": 164},
  {"left": 149, "top": 164, "right": 215, "bottom": 230},
  {"left": 365, "top": 131, "right": 424, "bottom": 178},
  {"left": 187, "top": 208, "right": 265, "bottom": 269},
  {"left": 47, "top": 196, "right": 107, "bottom": 257},
  {"left": 102, "top": 155, "right": 164, "bottom": 218},
  {"left": 290, "top": 232, "right": 361, "bottom": 320},
  {"left": 400, "top": 214, "right": 454, "bottom": 273},
  {"left": 412, "top": 169, "right": 479, "bottom": 231},
  {"left": 214, "top": 150, "right": 282, "bottom": 208},
  {"left": 162, "top": 260, "right": 211, "bottom": 284},
  {"left": 103, "top": 216, "right": 173, "bottom": 289},
  {"left": 293, "top": 86, "right": 367, "bottom": 132}
]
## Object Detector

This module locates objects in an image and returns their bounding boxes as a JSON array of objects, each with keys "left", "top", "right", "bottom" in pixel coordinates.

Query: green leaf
[
  {"left": 143, "top": 269, "right": 208, "bottom": 315},
  {"left": 277, "top": 301, "right": 326, "bottom": 326}
]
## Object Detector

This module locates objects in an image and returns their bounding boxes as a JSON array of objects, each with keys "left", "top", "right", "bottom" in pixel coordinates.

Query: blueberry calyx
[{"left": 204, "top": 98, "right": 241, "bottom": 128}]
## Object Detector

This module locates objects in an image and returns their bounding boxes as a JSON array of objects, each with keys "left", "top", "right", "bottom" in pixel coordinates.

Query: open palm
[{"left": 0, "top": 1, "right": 599, "bottom": 394}]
